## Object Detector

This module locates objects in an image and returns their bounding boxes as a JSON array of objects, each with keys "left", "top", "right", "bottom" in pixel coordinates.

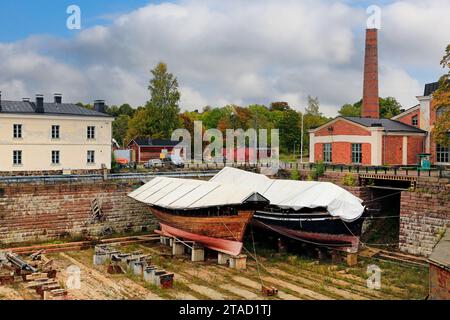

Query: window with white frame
[
  {"left": 52, "top": 125, "right": 60, "bottom": 139},
  {"left": 436, "top": 144, "right": 449, "bottom": 163},
  {"left": 52, "top": 150, "right": 60, "bottom": 165},
  {"left": 351, "top": 143, "right": 362, "bottom": 164},
  {"left": 412, "top": 115, "right": 418, "bottom": 126},
  {"left": 13, "top": 124, "right": 22, "bottom": 138},
  {"left": 87, "top": 126, "right": 95, "bottom": 139},
  {"left": 13, "top": 150, "right": 22, "bottom": 165},
  {"left": 323, "top": 143, "right": 332, "bottom": 163},
  {"left": 87, "top": 150, "right": 95, "bottom": 164}
]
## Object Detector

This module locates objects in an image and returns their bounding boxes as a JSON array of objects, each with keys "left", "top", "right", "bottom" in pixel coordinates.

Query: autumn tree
[
  {"left": 432, "top": 44, "right": 450, "bottom": 146},
  {"left": 125, "top": 108, "right": 151, "bottom": 144}
]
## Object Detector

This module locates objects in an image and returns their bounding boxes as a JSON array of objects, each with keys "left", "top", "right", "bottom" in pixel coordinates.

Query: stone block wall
[
  {"left": 0, "top": 179, "right": 157, "bottom": 245},
  {"left": 399, "top": 177, "right": 449, "bottom": 256}
]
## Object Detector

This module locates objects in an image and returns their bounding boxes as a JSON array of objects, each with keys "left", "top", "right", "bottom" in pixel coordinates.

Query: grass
[{"left": 244, "top": 238, "right": 429, "bottom": 300}]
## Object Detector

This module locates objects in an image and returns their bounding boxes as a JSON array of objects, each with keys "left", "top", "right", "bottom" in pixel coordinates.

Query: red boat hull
[{"left": 149, "top": 207, "right": 253, "bottom": 256}]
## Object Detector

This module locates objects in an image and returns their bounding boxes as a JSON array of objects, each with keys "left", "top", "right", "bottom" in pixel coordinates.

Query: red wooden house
[{"left": 127, "top": 137, "right": 180, "bottom": 164}]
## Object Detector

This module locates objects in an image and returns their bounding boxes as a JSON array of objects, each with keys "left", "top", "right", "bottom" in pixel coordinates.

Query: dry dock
[{"left": 0, "top": 238, "right": 428, "bottom": 300}]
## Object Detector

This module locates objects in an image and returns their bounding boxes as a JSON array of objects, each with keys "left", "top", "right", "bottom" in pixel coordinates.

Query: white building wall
[{"left": 0, "top": 114, "right": 112, "bottom": 172}]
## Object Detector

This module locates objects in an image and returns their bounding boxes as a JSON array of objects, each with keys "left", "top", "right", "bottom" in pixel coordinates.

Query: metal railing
[{"left": 0, "top": 170, "right": 219, "bottom": 184}]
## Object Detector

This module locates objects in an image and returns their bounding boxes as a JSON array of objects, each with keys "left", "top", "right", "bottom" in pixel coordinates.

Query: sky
[{"left": 0, "top": 0, "right": 449, "bottom": 117}]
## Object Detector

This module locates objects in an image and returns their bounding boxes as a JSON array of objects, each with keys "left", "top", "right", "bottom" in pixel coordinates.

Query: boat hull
[
  {"left": 252, "top": 210, "right": 363, "bottom": 252},
  {"left": 150, "top": 207, "right": 253, "bottom": 256}
]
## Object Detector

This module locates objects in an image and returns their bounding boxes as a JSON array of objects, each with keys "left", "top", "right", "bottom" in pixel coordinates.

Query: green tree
[
  {"left": 432, "top": 44, "right": 450, "bottom": 146},
  {"left": 338, "top": 103, "right": 360, "bottom": 117},
  {"left": 118, "top": 103, "right": 135, "bottom": 117},
  {"left": 112, "top": 114, "right": 130, "bottom": 147},
  {"left": 125, "top": 108, "right": 152, "bottom": 145},
  {"left": 338, "top": 97, "right": 402, "bottom": 118},
  {"left": 270, "top": 101, "right": 291, "bottom": 112},
  {"left": 279, "top": 109, "right": 301, "bottom": 153},
  {"left": 107, "top": 105, "right": 120, "bottom": 117},
  {"left": 146, "top": 62, "right": 181, "bottom": 138}
]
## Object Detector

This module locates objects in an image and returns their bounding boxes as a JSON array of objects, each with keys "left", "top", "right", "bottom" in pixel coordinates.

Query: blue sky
[
  {"left": 0, "top": 0, "right": 155, "bottom": 41},
  {"left": 0, "top": 0, "right": 449, "bottom": 116}
]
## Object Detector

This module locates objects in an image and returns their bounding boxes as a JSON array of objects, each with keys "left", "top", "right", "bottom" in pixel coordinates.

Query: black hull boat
[
  {"left": 209, "top": 167, "right": 367, "bottom": 253},
  {"left": 252, "top": 207, "right": 364, "bottom": 252}
]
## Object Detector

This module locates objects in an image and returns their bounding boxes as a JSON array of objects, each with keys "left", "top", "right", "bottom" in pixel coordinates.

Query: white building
[{"left": 0, "top": 93, "right": 113, "bottom": 174}]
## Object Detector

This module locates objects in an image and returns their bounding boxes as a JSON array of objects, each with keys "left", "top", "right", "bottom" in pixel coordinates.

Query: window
[
  {"left": 13, "top": 150, "right": 22, "bottom": 165},
  {"left": 52, "top": 125, "right": 60, "bottom": 139},
  {"left": 52, "top": 151, "right": 60, "bottom": 165},
  {"left": 412, "top": 115, "right": 418, "bottom": 126},
  {"left": 13, "top": 124, "right": 22, "bottom": 138},
  {"left": 436, "top": 144, "right": 449, "bottom": 163},
  {"left": 436, "top": 106, "right": 447, "bottom": 119},
  {"left": 87, "top": 126, "right": 95, "bottom": 139},
  {"left": 351, "top": 143, "right": 362, "bottom": 164},
  {"left": 323, "top": 143, "right": 332, "bottom": 163},
  {"left": 87, "top": 150, "right": 95, "bottom": 164}
]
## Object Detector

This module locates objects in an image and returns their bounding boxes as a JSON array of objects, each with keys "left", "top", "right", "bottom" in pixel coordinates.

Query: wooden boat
[
  {"left": 151, "top": 207, "right": 255, "bottom": 256},
  {"left": 128, "top": 176, "right": 268, "bottom": 256}
]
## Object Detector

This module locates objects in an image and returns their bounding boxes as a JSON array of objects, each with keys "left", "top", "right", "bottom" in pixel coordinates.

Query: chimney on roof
[
  {"left": 361, "top": 28, "right": 380, "bottom": 119},
  {"left": 54, "top": 93, "right": 62, "bottom": 104},
  {"left": 35, "top": 94, "right": 44, "bottom": 113},
  {"left": 94, "top": 100, "right": 106, "bottom": 113}
]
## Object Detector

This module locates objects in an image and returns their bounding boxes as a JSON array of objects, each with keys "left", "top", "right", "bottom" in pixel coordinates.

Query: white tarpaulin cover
[
  {"left": 128, "top": 176, "right": 265, "bottom": 209},
  {"left": 210, "top": 167, "right": 364, "bottom": 222}
]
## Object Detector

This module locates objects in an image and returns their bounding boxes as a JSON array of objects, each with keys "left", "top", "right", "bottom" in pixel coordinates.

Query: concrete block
[
  {"left": 153, "top": 270, "right": 167, "bottom": 286},
  {"left": 143, "top": 266, "right": 157, "bottom": 283},
  {"left": 191, "top": 246, "right": 205, "bottom": 262},
  {"left": 172, "top": 242, "right": 185, "bottom": 256},
  {"left": 93, "top": 253, "right": 107, "bottom": 265},
  {"left": 133, "top": 262, "right": 146, "bottom": 276},
  {"left": 229, "top": 254, "right": 247, "bottom": 270},
  {"left": 218, "top": 253, "right": 230, "bottom": 265}
]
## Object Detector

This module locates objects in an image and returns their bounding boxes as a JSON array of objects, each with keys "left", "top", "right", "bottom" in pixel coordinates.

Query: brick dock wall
[
  {"left": 0, "top": 179, "right": 157, "bottom": 245},
  {"left": 399, "top": 177, "right": 449, "bottom": 256},
  {"left": 309, "top": 170, "right": 449, "bottom": 257}
]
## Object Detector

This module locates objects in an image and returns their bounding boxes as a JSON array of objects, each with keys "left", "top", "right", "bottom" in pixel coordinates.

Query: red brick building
[
  {"left": 309, "top": 28, "right": 428, "bottom": 166},
  {"left": 393, "top": 82, "right": 449, "bottom": 166}
]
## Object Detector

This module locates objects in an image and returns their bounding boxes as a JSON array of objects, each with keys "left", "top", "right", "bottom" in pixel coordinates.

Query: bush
[
  {"left": 342, "top": 173, "right": 357, "bottom": 186},
  {"left": 315, "top": 160, "right": 325, "bottom": 177},
  {"left": 290, "top": 169, "right": 300, "bottom": 180}
]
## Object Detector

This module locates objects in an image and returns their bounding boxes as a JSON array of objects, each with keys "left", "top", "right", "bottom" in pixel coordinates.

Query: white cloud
[{"left": 0, "top": 0, "right": 448, "bottom": 117}]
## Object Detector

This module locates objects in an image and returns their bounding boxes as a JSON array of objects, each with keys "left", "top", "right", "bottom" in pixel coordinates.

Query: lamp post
[{"left": 300, "top": 111, "right": 304, "bottom": 164}]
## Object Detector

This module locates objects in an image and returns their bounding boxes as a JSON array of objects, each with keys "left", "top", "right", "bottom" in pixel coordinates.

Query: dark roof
[
  {"left": 424, "top": 82, "right": 439, "bottom": 96},
  {"left": 131, "top": 137, "right": 180, "bottom": 147},
  {"left": 429, "top": 228, "right": 450, "bottom": 269},
  {"left": 342, "top": 117, "right": 426, "bottom": 133},
  {"left": 0, "top": 100, "right": 112, "bottom": 118}
]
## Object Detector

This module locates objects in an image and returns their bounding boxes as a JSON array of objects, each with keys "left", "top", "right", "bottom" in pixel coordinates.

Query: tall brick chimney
[{"left": 361, "top": 28, "right": 379, "bottom": 118}]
